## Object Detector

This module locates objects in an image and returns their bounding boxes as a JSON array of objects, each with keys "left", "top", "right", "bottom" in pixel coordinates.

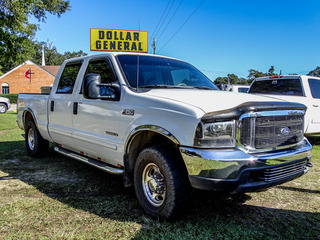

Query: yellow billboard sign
[{"left": 90, "top": 28, "right": 148, "bottom": 53}]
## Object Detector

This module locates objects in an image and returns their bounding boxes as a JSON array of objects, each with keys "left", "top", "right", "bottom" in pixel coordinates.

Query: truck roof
[
  {"left": 254, "top": 75, "right": 320, "bottom": 81},
  {"left": 64, "top": 52, "right": 178, "bottom": 63}
]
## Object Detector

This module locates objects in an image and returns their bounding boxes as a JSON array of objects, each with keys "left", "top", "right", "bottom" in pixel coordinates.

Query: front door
[{"left": 72, "top": 57, "right": 123, "bottom": 167}]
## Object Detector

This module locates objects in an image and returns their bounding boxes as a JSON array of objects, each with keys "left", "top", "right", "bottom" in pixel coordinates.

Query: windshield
[
  {"left": 249, "top": 78, "right": 303, "bottom": 96},
  {"left": 117, "top": 55, "right": 218, "bottom": 90}
]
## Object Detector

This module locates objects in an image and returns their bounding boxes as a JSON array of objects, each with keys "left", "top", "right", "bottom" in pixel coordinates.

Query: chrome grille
[
  {"left": 252, "top": 159, "right": 308, "bottom": 182},
  {"left": 240, "top": 111, "right": 304, "bottom": 150}
]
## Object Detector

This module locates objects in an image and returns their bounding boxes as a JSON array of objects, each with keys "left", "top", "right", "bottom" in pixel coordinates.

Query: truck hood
[{"left": 142, "top": 89, "right": 287, "bottom": 113}]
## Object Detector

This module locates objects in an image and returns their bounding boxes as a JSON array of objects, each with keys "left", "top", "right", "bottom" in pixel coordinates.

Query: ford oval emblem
[{"left": 281, "top": 127, "right": 290, "bottom": 135}]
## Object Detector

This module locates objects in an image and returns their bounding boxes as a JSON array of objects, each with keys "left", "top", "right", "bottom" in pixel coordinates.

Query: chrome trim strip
[
  {"left": 239, "top": 110, "right": 305, "bottom": 121},
  {"left": 54, "top": 147, "right": 123, "bottom": 175},
  {"left": 125, "top": 125, "right": 180, "bottom": 154}
]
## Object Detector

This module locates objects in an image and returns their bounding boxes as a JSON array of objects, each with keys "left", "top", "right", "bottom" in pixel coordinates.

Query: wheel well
[
  {"left": 0, "top": 102, "right": 8, "bottom": 108},
  {"left": 124, "top": 131, "right": 188, "bottom": 185},
  {"left": 24, "top": 111, "right": 35, "bottom": 128}
]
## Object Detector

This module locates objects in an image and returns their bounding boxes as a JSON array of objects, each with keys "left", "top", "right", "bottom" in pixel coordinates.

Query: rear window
[
  {"left": 308, "top": 78, "right": 320, "bottom": 99},
  {"left": 249, "top": 79, "right": 303, "bottom": 96}
]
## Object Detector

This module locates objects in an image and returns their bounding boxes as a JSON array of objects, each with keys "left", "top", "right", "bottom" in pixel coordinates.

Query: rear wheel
[
  {"left": 0, "top": 103, "right": 7, "bottom": 113},
  {"left": 25, "top": 121, "right": 49, "bottom": 157},
  {"left": 134, "top": 145, "right": 188, "bottom": 220}
]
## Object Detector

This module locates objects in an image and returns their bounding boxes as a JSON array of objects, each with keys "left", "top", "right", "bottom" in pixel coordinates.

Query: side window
[
  {"left": 308, "top": 78, "right": 320, "bottom": 99},
  {"left": 56, "top": 61, "right": 82, "bottom": 94},
  {"left": 84, "top": 58, "right": 116, "bottom": 84}
]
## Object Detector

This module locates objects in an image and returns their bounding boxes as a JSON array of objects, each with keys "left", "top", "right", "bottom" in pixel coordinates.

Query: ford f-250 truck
[{"left": 17, "top": 53, "right": 312, "bottom": 219}]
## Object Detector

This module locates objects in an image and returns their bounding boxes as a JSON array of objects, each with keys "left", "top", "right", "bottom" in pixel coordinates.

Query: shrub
[{"left": 0, "top": 94, "right": 19, "bottom": 104}]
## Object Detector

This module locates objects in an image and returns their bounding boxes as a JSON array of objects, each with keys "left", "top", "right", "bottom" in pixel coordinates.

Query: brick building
[{"left": 0, "top": 60, "right": 60, "bottom": 94}]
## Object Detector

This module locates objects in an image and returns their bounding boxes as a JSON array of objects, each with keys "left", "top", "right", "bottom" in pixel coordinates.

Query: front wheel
[
  {"left": 134, "top": 145, "right": 189, "bottom": 220},
  {"left": 25, "top": 121, "right": 49, "bottom": 157}
]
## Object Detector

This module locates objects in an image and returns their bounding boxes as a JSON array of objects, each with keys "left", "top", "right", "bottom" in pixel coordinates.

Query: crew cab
[
  {"left": 17, "top": 53, "right": 312, "bottom": 219},
  {"left": 249, "top": 75, "right": 320, "bottom": 135}
]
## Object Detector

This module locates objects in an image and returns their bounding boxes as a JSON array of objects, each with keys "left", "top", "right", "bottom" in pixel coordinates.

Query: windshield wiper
[
  {"left": 139, "top": 85, "right": 176, "bottom": 89},
  {"left": 192, "top": 86, "right": 216, "bottom": 90}
]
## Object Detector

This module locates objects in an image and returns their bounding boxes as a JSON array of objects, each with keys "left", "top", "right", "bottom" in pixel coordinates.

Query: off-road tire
[
  {"left": 0, "top": 103, "right": 7, "bottom": 114},
  {"left": 134, "top": 145, "right": 189, "bottom": 220},
  {"left": 25, "top": 121, "right": 49, "bottom": 157}
]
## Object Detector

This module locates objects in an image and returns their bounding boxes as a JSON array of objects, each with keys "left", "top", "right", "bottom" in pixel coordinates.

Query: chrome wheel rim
[
  {"left": 0, "top": 105, "right": 5, "bottom": 113},
  {"left": 28, "top": 128, "right": 35, "bottom": 151},
  {"left": 142, "top": 163, "right": 166, "bottom": 207}
]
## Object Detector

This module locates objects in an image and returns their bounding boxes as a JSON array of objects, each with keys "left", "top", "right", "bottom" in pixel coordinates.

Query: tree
[
  {"left": 267, "top": 66, "right": 276, "bottom": 76},
  {"left": 214, "top": 73, "right": 249, "bottom": 86},
  {"left": 247, "top": 69, "right": 265, "bottom": 82},
  {"left": 307, "top": 66, "right": 320, "bottom": 77},
  {"left": 0, "top": 0, "right": 70, "bottom": 74}
]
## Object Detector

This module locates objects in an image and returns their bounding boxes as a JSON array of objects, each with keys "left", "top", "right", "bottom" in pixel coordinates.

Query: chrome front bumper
[{"left": 179, "top": 138, "right": 312, "bottom": 193}]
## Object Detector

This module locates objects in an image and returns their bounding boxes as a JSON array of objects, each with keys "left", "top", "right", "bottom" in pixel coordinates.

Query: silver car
[{"left": 0, "top": 97, "right": 11, "bottom": 113}]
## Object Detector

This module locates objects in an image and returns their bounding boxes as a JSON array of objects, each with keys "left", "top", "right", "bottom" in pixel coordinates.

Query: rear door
[{"left": 48, "top": 60, "right": 83, "bottom": 149}]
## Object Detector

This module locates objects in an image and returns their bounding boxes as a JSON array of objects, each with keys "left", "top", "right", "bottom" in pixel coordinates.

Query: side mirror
[{"left": 83, "top": 73, "right": 120, "bottom": 101}]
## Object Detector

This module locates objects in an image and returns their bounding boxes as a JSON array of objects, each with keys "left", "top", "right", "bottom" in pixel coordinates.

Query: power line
[
  {"left": 157, "top": 0, "right": 206, "bottom": 54},
  {"left": 157, "top": 0, "right": 184, "bottom": 41},
  {"left": 154, "top": 0, "right": 176, "bottom": 39},
  {"left": 149, "top": 0, "right": 172, "bottom": 41}
]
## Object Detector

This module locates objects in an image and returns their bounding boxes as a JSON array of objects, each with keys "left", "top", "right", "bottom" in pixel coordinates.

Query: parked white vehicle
[
  {"left": 249, "top": 75, "right": 320, "bottom": 135},
  {"left": 17, "top": 53, "right": 312, "bottom": 219},
  {"left": 0, "top": 96, "right": 11, "bottom": 113},
  {"left": 226, "top": 84, "right": 249, "bottom": 93}
]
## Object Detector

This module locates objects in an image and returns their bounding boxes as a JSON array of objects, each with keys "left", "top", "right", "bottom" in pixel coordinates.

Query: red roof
[{"left": 41, "top": 66, "right": 60, "bottom": 76}]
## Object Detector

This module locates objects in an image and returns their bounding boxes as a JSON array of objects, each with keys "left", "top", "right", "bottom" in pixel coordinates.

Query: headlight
[{"left": 194, "top": 121, "right": 236, "bottom": 148}]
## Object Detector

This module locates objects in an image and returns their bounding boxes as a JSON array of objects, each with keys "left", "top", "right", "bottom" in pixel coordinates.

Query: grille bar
[
  {"left": 254, "top": 160, "right": 307, "bottom": 182},
  {"left": 240, "top": 111, "right": 304, "bottom": 150}
]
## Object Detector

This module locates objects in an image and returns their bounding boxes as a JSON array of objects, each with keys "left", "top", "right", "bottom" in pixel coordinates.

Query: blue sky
[{"left": 31, "top": 0, "right": 320, "bottom": 80}]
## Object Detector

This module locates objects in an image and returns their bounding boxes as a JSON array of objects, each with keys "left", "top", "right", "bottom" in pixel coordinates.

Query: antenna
[{"left": 136, "top": 21, "right": 141, "bottom": 90}]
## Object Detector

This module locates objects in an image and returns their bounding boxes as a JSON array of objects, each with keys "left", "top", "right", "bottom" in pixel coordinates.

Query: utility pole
[{"left": 152, "top": 38, "right": 156, "bottom": 54}]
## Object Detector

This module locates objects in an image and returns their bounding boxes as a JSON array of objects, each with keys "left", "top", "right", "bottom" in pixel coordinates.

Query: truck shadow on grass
[{"left": 0, "top": 141, "right": 319, "bottom": 239}]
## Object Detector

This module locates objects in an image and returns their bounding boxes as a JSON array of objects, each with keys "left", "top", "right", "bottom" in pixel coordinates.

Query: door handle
[
  {"left": 73, "top": 102, "right": 78, "bottom": 115},
  {"left": 313, "top": 104, "right": 319, "bottom": 107},
  {"left": 50, "top": 101, "right": 54, "bottom": 112}
]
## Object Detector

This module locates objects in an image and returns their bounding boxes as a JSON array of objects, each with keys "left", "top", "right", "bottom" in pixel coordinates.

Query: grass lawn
[{"left": 0, "top": 112, "right": 319, "bottom": 239}]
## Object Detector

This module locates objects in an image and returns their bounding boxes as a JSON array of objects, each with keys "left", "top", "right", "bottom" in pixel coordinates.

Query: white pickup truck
[
  {"left": 17, "top": 53, "right": 312, "bottom": 219},
  {"left": 249, "top": 75, "right": 320, "bottom": 135}
]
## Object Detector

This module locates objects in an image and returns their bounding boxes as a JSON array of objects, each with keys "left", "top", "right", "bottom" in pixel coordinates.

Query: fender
[
  {"left": 125, "top": 125, "right": 180, "bottom": 155},
  {"left": 22, "top": 107, "right": 38, "bottom": 130}
]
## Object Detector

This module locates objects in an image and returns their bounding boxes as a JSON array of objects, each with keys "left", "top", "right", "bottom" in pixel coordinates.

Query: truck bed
[{"left": 17, "top": 93, "right": 50, "bottom": 141}]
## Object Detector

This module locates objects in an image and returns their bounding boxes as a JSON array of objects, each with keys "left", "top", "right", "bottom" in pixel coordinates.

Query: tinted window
[
  {"left": 308, "top": 78, "right": 320, "bottom": 99},
  {"left": 84, "top": 58, "right": 116, "bottom": 84},
  {"left": 117, "top": 55, "right": 217, "bottom": 90},
  {"left": 238, "top": 87, "right": 249, "bottom": 93},
  {"left": 57, "top": 61, "right": 82, "bottom": 94},
  {"left": 249, "top": 79, "right": 303, "bottom": 96}
]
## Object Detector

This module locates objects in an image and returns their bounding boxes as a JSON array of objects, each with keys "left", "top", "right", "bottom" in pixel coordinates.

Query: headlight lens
[{"left": 194, "top": 121, "right": 236, "bottom": 148}]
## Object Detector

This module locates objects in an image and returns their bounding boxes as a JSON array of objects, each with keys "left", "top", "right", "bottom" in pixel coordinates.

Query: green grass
[{"left": 0, "top": 112, "right": 319, "bottom": 239}]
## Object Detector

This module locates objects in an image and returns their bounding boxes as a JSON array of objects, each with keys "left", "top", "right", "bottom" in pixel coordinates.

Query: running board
[{"left": 54, "top": 147, "right": 124, "bottom": 175}]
